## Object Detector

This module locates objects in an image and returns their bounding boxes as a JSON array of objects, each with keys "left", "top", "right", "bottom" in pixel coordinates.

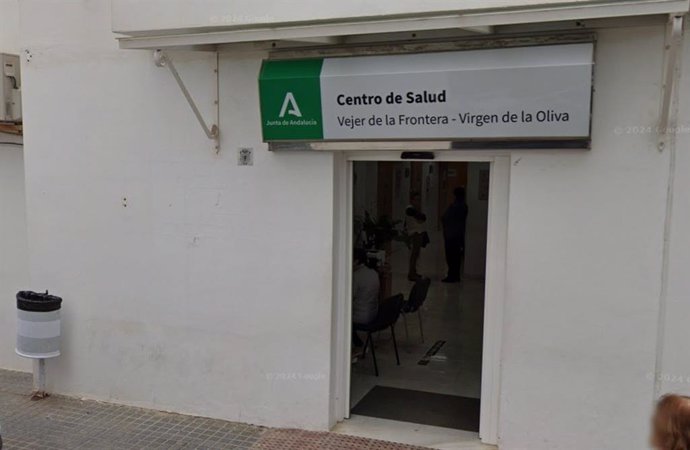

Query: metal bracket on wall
[
  {"left": 153, "top": 49, "right": 220, "bottom": 153},
  {"left": 657, "top": 14, "right": 684, "bottom": 152}
]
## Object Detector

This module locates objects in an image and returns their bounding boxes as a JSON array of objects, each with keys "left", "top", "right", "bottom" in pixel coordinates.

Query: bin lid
[{"left": 17, "top": 291, "right": 62, "bottom": 312}]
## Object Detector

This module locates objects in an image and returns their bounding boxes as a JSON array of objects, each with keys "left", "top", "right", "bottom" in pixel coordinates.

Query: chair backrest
[
  {"left": 369, "top": 293, "right": 404, "bottom": 331},
  {"left": 406, "top": 277, "right": 431, "bottom": 312}
]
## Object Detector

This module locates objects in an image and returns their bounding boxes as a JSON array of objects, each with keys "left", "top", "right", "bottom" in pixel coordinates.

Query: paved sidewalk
[{"left": 0, "top": 369, "right": 425, "bottom": 449}]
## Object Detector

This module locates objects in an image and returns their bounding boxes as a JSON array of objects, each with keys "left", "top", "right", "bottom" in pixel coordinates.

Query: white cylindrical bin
[{"left": 16, "top": 291, "right": 62, "bottom": 359}]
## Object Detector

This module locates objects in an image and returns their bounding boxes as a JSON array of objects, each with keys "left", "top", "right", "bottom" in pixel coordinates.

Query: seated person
[{"left": 352, "top": 248, "right": 380, "bottom": 352}]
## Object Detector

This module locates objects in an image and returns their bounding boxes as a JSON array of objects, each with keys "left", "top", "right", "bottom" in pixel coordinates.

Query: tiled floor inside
[
  {"left": 347, "top": 229, "right": 486, "bottom": 449},
  {"left": 0, "top": 369, "right": 426, "bottom": 450},
  {"left": 350, "top": 274, "right": 484, "bottom": 403}
]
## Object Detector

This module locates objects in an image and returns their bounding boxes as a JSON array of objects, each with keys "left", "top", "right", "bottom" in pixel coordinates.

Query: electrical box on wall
[{"left": 1, "top": 54, "right": 22, "bottom": 122}]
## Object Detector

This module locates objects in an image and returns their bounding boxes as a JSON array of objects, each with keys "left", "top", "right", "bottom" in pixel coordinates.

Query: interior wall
[
  {"left": 391, "top": 162, "right": 411, "bottom": 231},
  {"left": 353, "top": 161, "right": 378, "bottom": 221},
  {"left": 356, "top": 161, "right": 442, "bottom": 255},
  {"left": 421, "top": 162, "right": 439, "bottom": 232},
  {"left": 464, "top": 162, "right": 489, "bottom": 278},
  {"left": 18, "top": 0, "right": 335, "bottom": 430}
]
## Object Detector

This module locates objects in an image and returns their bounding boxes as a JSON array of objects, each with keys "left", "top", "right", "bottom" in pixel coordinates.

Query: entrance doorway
[
  {"left": 330, "top": 151, "right": 508, "bottom": 447},
  {"left": 349, "top": 160, "right": 488, "bottom": 434}
]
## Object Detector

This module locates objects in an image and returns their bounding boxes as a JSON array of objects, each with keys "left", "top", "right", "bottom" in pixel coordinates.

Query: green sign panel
[{"left": 258, "top": 59, "right": 324, "bottom": 140}]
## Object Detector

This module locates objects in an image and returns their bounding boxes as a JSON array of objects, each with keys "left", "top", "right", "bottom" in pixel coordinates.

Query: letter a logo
[{"left": 279, "top": 92, "right": 302, "bottom": 118}]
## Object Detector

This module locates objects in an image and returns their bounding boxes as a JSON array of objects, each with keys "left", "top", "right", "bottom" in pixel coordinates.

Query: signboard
[{"left": 259, "top": 43, "right": 593, "bottom": 142}]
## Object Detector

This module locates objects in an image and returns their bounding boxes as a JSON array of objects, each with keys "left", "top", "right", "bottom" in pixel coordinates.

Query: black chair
[
  {"left": 354, "top": 293, "right": 404, "bottom": 377},
  {"left": 401, "top": 277, "right": 431, "bottom": 342}
]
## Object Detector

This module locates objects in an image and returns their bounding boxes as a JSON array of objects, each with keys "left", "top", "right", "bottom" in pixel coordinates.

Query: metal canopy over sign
[{"left": 258, "top": 43, "right": 594, "bottom": 143}]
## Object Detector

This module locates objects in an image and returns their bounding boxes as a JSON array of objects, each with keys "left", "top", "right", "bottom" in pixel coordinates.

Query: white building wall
[
  {"left": 499, "top": 25, "right": 672, "bottom": 449},
  {"left": 0, "top": 0, "right": 19, "bottom": 54},
  {"left": 0, "top": 140, "right": 30, "bottom": 373},
  {"left": 658, "top": 29, "right": 690, "bottom": 399},
  {"left": 110, "top": 0, "right": 611, "bottom": 34},
  {"left": 11, "top": 1, "right": 690, "bottom": 448},
  {"left": 18, "top": 0, "right": 335, "bottom": 430},
  {"left": 0, "top": 0, "right": 30, "bottom": 373}
]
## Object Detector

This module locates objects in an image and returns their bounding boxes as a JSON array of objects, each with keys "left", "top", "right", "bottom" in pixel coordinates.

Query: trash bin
[{"left": 16, "top": 291, "right": 62, "bottom": 359}]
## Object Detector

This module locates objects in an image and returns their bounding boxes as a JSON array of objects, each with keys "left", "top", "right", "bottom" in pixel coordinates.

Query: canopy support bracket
[
  {"left": 657, "top": 14, "right": 684, "bottom": 151},
  {"left": 153, "top": 49, "right": 220, "bottom": 153}
]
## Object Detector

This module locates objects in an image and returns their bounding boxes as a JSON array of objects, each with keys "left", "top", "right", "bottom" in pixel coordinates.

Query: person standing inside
[
  {"left": 405, "top": 191, "right": 427, "bottom": 281},
  {"left": 442, "top": 187, "right": 468, "bottom": 283}
]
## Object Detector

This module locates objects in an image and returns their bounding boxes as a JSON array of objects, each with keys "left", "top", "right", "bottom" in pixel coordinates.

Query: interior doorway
[{"left": 348, "top": 160, "right": 489, "bottom": 434}]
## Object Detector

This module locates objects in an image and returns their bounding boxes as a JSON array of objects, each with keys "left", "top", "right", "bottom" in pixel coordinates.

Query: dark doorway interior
[{"left": 350, "top": 161, "right": 489, "bottom": 432}]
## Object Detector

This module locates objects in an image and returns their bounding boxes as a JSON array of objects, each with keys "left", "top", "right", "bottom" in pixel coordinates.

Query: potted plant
[{"left": 354, "top": 211, "right": 403, "bottom": 250}]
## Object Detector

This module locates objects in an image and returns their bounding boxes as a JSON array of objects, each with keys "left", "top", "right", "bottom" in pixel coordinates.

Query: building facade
[{"left": 1, "top": 1, "right": 690, "bottom": 448}]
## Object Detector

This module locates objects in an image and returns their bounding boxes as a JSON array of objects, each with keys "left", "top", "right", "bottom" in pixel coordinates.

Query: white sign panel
[{"left": 259, "top": 43, "right": 594, "bottom": 142}]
